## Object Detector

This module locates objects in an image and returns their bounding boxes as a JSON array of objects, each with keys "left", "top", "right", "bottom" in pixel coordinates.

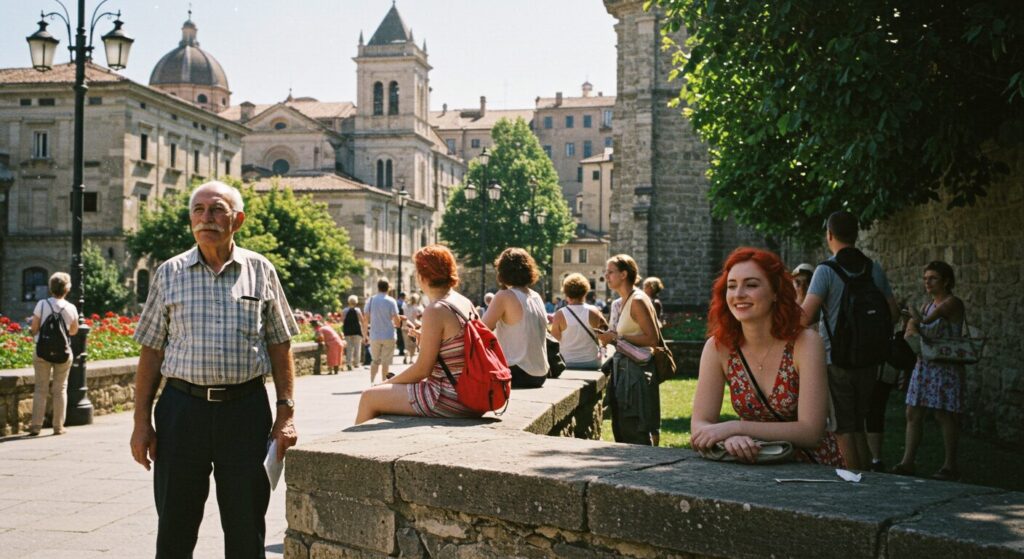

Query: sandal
[
  {"left": 931, "top": 467, "right": 961, "bottom": 482},
  {"left": 890, "top": 463, "right": 916, "bottom": 476}
]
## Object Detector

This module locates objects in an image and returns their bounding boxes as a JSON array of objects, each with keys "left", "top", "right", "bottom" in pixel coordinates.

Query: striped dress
[{"left": 408, "top": 327, "right": 483, "bottom": 418}]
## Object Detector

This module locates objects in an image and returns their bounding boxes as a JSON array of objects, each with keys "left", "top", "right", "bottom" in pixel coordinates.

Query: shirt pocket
[{"left": 233, "top": 295, "right": 264, "bottom": 338}]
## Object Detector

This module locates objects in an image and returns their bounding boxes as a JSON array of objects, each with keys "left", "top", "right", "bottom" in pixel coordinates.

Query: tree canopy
[
  {"left": 83, "top": 241, "right": 132, "bottom": 315},
  {"left": 127, "top": 177, "right": 365, "bottom": 310},
  {"left": 439, "top": 117, "right": 575, "bottom": 273},
  {"left": 650, "top": 0, "right": 1023, "bottom": 241}
]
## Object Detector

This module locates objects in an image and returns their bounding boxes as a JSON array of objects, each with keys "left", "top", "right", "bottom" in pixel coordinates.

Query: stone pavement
[{"left": 0, "top": 356, "right": 407, "bottom": 558}]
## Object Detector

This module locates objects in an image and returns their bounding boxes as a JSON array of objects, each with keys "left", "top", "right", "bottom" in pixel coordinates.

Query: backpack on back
[
  {"left": 36, "top": 300, "right": 72, "bottom": 364},
  {"left": 822, "top": 260, "right": 892, "bottom": 369},
  {"left": 436, "top": 300, "right": 512, "bottom": 414},
  {"left": 342, "top": 307, "right": 362, "bottom": 336}
]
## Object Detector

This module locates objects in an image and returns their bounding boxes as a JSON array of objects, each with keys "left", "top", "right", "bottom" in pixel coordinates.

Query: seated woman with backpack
[
  {"left": 482, "top": 248, "right": 549, "bottom": 388},
  {"left": 690, "top": 247, "right": 843, "bottom": 466},
  {"left": 355, "top": 245, "right": 483, "bottom": 424},
  {"left": 550, "top": 273, "right": 607, "bottom": 370},
  {"left": 29, "top": 272, "right": 80, "bottom": 436}
]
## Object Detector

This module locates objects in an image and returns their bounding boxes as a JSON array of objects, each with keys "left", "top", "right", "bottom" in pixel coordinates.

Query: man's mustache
[{"left": 192, "top": 223, "right": 226, "bottom": 233}]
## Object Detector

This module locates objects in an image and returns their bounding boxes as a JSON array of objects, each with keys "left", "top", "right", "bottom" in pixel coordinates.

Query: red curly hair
[
  {"left": 707, "top": 247, "right": 804, "bottom": 350},
  {"left": 414, "top": 244, "right": 460, "bottom": 289}
]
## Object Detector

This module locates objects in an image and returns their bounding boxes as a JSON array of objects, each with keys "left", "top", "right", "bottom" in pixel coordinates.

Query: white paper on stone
[
  {"left": 264, "top": 440, "right": 284, "bottom": 491},
  {"left": 835, "top": 469, "right": 862, "bottom": 483}
]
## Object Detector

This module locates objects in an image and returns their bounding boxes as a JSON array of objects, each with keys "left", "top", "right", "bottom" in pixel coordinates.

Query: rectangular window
[
  {"left": 563, "top": 249, "right": 572, "bottom": 264},
  {"left": 83, "top": 192, "right": 98, "bottom": 212},
  {"left": 446, "top": 139, "right": 456, "bottom": 154},
  {"left": 565, "top": 143, "right": 575, "bottom": 157},
  {"left": 19, "top": 98, "right": 31, "bottom": 106},
  {"left": 225, "top": 159, "right": 231, "bottom": 176},
  {"left": 38, "top": 98, "right": 55, "bottom": 106},
  {"left": 583, "top": 140, "right": 593, "bottom": 158},
  {"left": 565, "top": 115, "right": 574, "bottom": 128},
  {"left": 88, "top": 96, "right": 102, "bottom": 105},
  {"left": 194, "top": 150, "right": 200, "bottom": 173},
  {"left": 140, "top": 102, "right": 147, "bottom": 109},
  {"left": 583, "top": 115, "right": 592, "bottom": 128},
  {"left": 577, "top": 166, "right": 583, "bottom": 182},
  {"left": 579, "top": 249, "right": 588, "bottom": 263},
  {"left": 32, "top": 131, "right": 49, "bottom": 158},
  {"left": 543, "top": 145, "right": 552, "bottom": 158},
  {"left": 543, "top": 116, "right": 553, "bottom": 129},
  {"left": 170, "top": 143, "right": 177, "bottom": 167},
  {"left": 603, "top": 109, "right": 613, "bottom": 128},
  {"left": 140, "top": 133, "right": 148, "bottom": 161},
  {"left": 604, "top": 136, "right": 613, "bottom": 148},
  {"left": 471, "top": 138, "right": 481, "bottom": 149},
  {"left": 592, "top": 170, "right": 600, "bottom": 180}
]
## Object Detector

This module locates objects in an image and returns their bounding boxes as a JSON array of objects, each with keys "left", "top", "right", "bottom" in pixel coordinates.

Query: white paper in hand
[{"left": 264, "top": 439, "right": 284, "bottom": 491}]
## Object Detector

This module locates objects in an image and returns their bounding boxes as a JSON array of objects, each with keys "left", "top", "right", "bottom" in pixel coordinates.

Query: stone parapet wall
[
  {"left": 859, "top": 146, "right": 1024, "bottom": 446},
  {"left": 284, "top": 369, "right": 1023, "bottom": 559},
  {"left": 0, "top": 341, "right": 321, "bottom": 436}
]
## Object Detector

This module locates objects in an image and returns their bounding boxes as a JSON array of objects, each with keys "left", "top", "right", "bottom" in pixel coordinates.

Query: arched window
[
  {"left": 136, "top": 269, "right": 150, "bottom": 303},
  {"left": 376, "top": 160, "right": 385, "bottom": 188},
  {"left": 197, "top": 93, "right": 208, "bottom": 104},
  {"left": 373, "top": 82, "right": 384, "bottom": 116},
  {"left": 388, "top": 81, "right": 400, "bottom": 115},
  {"left": 22, "top": 267, "right": 48, "bottom": 301},
  {"left": 385, "top": 160, "right": 393, "bottom": 188},
  {"left": 272, "top": 159, "right": 290, "bottom": 175}
]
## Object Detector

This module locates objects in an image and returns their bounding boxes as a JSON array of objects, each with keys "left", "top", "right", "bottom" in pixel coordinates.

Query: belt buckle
[{"left": 206, "top": 387, "right": 226, "bottom": 402}]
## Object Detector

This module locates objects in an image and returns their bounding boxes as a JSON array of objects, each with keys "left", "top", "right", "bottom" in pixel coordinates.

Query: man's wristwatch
[{"left": 276, "top": 398, "right": 295, "bottom": 409}]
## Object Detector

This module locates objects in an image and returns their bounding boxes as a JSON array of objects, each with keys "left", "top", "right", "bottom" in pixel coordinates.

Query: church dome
[{"left": 149, "top": 19, "right": 229, "bottom": 89}]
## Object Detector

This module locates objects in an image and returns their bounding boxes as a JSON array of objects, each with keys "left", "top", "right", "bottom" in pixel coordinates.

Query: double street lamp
[
  {"left": 463, "top": 148, "right": 501, "bottom": 305},
  {"left": 394, "top": 182, "right": 410, "bottom": 297},
  {"left": 519, "top": 178, "right": 548, "bottom": 257},
  {"left": 26, "top": 0, "right": 135, "bottom": 426}
]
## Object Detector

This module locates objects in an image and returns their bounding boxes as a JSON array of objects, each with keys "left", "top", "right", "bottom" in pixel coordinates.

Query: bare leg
[
  {"left": 898, "top": 405, "right": 925, "bottom": 468},
  {"left": 836, "top": 433, "right": 862, "bottom": 470},
  {"left": 866, "top": 432, "right": 884, "bottom": 462},
  {"left": 355, "top": 383, "right": 417, "bottom": 424},
  {"left": 933, "top": 410, "right": 960, "bottom": 471}
]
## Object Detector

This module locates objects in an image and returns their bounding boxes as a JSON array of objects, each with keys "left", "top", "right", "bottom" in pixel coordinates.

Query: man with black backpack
[{"left": 802, "top": 211, "right": 898, "bottom": 471}]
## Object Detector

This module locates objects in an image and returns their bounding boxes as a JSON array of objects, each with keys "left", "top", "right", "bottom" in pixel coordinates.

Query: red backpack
[{"left": 436, "top": 300, "right": 512, "bottom": 414}]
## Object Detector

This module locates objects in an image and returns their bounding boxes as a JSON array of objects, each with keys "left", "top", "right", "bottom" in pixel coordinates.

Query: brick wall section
[
  {"left": 0, "top": 341, "right": 322, "bottom": 436},
  {"left": 859, "top": 146, "right": 1024, "bottom": 446}
]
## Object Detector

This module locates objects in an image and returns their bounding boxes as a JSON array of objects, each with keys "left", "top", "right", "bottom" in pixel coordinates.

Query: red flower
[
  {"left": 104, "top": 311, "right": 116, "bottom": 318},
  {"left": 7, "top": 323, "right": 22, "bottom": 333},
  {"left": 90, "top": 313, "right": 100, "bottom": 320},
  {"left": 85, "top": 318, "right": 94, "bottom": 327},
  {"left": 0, "top": 316, "right": 9, "bottom": 325},
  {"left": 118, "top": 316, "right": 131, "bottom": 324}
]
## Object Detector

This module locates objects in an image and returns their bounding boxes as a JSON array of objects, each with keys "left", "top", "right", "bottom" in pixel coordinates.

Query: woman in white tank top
[
  {"left": 550, "top": 273, "right": 608, "bottom": 369},
  {"left": 482, "top": 248, "right": 549, "bottom": 388}
]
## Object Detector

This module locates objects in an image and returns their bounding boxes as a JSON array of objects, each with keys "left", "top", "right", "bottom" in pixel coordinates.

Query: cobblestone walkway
[{"left": 0, "top": 357, "right": 406, "bottom": 558}]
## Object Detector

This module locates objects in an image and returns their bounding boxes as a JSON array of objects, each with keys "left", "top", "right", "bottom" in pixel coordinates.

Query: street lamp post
[
  {"left": 395, "top": 182, "right": 410, "bottom": 297},
  {"left": 26, "top": 0, "right": 134, "bottom": 426},
  {"left": 519, "top": 179, "right": 547, "bottom": 296},
  {"left": 463, "top": 148, "right": 501, "bottom": 305}
]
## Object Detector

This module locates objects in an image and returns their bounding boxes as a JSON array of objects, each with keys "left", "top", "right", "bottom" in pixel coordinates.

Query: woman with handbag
[
  {"left": 551, "top": 273, "right": 608, "bottom": 370},
  {"left": 596, "top": 254, "right": 663, "bottom": 445},
  {"left": 892, "top": 261, "right": 966, "bottom": 481},
  {"left": 690, "top": 248, "right": 843, "bottom": 466}
]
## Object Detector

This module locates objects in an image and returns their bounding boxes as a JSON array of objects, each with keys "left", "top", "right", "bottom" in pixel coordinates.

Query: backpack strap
[
  {"left": 818, "top": 259, "right": 870, "bottom": 345},
  {"left": 434, "top": 299, "right": 470, "bottom": 387}
]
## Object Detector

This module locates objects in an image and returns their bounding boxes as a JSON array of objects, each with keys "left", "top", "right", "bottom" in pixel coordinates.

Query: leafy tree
[
  {"left": 440, "top": 117, "right": 575, "bottom": 273},
  {"left": 650, "top": 0, "right": 1023, "bottom": 241},
  {"left": 83, "top": 241, "right": 132, "bottom": 315},
  {"left": 127, "top": 177, "right": 365, "bottom": 310}
]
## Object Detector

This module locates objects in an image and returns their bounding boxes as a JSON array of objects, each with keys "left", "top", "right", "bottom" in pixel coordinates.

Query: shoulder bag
[{"left": 919, "top": 312, "right": 985, "bottom": 365}]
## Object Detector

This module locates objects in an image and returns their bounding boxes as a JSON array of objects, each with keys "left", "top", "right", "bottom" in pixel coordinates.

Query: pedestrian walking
[
  {"left": 129, "top": 181, "right": 299, "bottom": 558},
  {"left": 363, "top": 279, "right": 401, "bottom": 384},
  {"left": 341, "top": 295, "right": 366, "bottom": 371},
  {"left": 28, "top": 272, "right": 79, "bottom": 436}
]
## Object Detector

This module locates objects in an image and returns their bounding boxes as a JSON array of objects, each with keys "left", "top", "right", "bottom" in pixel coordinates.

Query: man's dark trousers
[{"left": 154, "top": 383, "right": 272, "bottom": 558}]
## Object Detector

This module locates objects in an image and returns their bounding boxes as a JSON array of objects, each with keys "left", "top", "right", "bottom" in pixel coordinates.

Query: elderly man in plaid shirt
[{"left": 130, "top": 180, "right": 299, "bottom": 559}]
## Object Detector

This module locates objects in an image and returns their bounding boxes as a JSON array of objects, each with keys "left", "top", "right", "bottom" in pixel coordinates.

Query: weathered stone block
[
  {"left": 284, "top": 533, "right": 310, "bottom": 559},
  {"left": 887, "top": 492, "right": 1024, "bottom": 559},
  {"left": 306, "top": 492, "right": 395, "bottom": 555}
]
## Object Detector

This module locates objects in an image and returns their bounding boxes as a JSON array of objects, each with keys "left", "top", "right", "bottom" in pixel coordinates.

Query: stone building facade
[
  {"left": 859, "top": 146, "right": 1024, "bottom": 446},
  {"left": 0, "top": 62, "right": 245, "bottom": 317},
  {"left": 577, "top": 147, "right": 614, "bottom": 234},
  {"left": 551, "top": 234, "right": 612, "bottom": 302},
  {"left": 603, "top": 0, "right": 768, "bottom": 308},
  {"left": 430, "top": 98, "right": 534, "bottom": 162}
]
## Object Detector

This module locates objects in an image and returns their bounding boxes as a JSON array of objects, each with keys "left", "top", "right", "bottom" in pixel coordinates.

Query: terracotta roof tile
[
  {"left": 0, "top": 62, "right": 128, "bottom": 85},
  {"left": 429, "top": 108, "right": 534, "bottom": 131},
  {"left": 535, "top": 95, "right": 616, "bottom": 109},
  {"left": 250, "top": 173, "right": 390, "bottom": 196},
  {"left": 222, "top": 100, "right": 355, "bottom": 122}
]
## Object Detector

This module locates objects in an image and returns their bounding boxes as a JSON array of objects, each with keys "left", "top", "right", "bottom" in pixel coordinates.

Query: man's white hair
[{"left": 189, "top": 181, "right": 244, "bottom": 213}]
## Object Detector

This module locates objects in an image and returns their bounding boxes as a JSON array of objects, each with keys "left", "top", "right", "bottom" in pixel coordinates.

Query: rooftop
[
  {"left": 536, "top": 95, "right": 616, "bottom": 110},
  {"left": 430, "top": 108, "right": 534, "bottom": 131},
  {"left": 0, "top": 62, "right": 127, "bottom": 85},
  {"left": 368, "top": 5, "right": 413, "bottom": 46},
  {"left": 222, "top": 99, "right": 356, "bottom": 122},
  {"left": 249, "top": 173, "right": 391, "bottom": 197}
]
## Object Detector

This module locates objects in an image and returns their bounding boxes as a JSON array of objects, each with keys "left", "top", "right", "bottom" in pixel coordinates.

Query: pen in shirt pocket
[{"left": 239, "top": 295, "right": 260, "bottom": 302}]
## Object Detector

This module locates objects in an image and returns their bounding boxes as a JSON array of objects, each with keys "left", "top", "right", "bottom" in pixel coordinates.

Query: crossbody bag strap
[
  {"left": 434, "top": 299, "right": 468, "bottom": 387},
  {"left": 566, "top": 306, "right": 600, "bottom": 348},
  {"left": 736, "top": 345, "right": 817, "bottom": 464}
]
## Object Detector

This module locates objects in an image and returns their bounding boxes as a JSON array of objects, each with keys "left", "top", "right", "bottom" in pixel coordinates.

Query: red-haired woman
[
  {"left": 355, "top": 245, "right": 482, "bottom": 423},
  {"left": 691, "top": 247, "right": 843, "bottom": 465}
]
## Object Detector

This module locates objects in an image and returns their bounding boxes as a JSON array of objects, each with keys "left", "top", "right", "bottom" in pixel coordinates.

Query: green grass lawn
[{"left": 602, "top": 377, "right": 1024, "bottom": 491}]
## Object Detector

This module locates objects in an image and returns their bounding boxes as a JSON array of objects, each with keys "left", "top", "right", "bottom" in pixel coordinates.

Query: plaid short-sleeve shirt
[{"left": 134, "top": 246, "right": 300, "bottom": 385}]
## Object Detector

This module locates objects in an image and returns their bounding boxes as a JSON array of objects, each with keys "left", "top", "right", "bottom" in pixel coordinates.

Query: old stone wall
[
  {"left": 283, "top": 369, "right": 1023, "bottom": 559},
  {"left": 0, "top": 341, "right": 321, "bottom": 436},
  {"left": 859, "top": 146, "right": 1024, "bottom": 446}
]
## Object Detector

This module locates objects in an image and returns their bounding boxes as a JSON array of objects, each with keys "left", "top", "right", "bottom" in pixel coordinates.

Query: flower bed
[
  {"left": 0, "top": 311, "right": 331, "bottom": 370},
  {"left": 661, "top": 311, "right": 707, "bottom": 342}
]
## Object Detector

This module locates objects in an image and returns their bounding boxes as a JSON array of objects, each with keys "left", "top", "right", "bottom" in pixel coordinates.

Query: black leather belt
[{"left": 165, "top": 376, "right": 264, "bottom": 402}]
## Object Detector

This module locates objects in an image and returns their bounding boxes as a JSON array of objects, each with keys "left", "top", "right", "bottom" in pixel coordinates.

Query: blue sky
[{"left": 2, "top": 0, "right": 619, "bottom": 110}]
